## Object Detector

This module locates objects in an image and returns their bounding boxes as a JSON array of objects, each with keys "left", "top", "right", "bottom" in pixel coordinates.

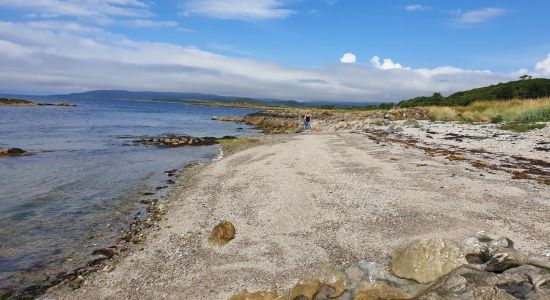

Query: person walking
[{"left": 304, "top": 112, "right": 312, "bottom": 132}]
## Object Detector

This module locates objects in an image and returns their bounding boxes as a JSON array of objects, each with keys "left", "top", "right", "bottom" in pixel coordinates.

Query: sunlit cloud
[{"left": 180, "top": 0, "right": 295, "bottom": 20}]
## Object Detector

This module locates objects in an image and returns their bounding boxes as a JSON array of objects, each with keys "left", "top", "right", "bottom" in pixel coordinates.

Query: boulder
[
  {"left": 208, "top": 220, "right": 235, "bottom": 246},
  {"left": 485, "top": 247, "right": 528, "bottom": 272},
  {"left": 390, "top": 239, "right": 468, "bottom": 283},
  {"left": 403, "top": 120, "right": 420, "bottom": 127}
]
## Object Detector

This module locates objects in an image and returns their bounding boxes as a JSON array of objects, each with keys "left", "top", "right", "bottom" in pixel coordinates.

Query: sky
[{"left": 0, "top": 0, "right": 549, "bottom": 102}]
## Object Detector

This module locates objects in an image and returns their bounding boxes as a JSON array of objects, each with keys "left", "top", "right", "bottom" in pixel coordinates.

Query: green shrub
[
  {"left": 498, "top": 123, "right": 546, "bottom": 133},
  {"left": 491, "top": 115, "right": 504, "bottom": 123},
  {"left": 516, "top": 106, "right": 550, "bottom": 122}
]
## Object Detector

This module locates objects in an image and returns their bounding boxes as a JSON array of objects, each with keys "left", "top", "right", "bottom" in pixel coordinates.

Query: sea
[{"left": 0, "top": 97, "right": 258, "bottom": 292}]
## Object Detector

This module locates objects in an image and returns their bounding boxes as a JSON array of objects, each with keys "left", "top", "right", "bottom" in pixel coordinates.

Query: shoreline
[
  {"left": 42, "top": 121, "right": 549, "bottom": 299},
  {"left": 4, "top": 136, "right": 268, "bottom": 299}
]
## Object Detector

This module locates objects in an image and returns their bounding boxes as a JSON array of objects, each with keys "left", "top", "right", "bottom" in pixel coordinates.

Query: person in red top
[{"left": 304, "top": 112, "right": 312, "bottom": 132}]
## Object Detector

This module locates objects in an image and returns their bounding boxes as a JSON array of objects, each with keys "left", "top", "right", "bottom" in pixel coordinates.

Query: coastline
[{"left": 42, "top": 116, "right": 550, "bottom": 299}]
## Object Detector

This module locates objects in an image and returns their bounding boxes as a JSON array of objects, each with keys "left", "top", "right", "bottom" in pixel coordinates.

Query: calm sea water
[{"left": 0, "top": 98, "right": 258, "bottom": 290}]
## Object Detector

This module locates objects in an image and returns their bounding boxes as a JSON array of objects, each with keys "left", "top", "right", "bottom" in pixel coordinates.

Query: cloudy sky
[{"left": 0, "top": 0, "right": 549, "bottom": 102}]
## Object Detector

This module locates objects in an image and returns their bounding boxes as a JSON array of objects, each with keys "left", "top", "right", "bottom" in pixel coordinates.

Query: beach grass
[
  {"left": 497, "top": 122, "right": 546, "bottom": 133},
  {"left": 218, "top": 137, "right": 262, "bottom": 156},
  {"left": 424, "top": 98, "right": 550, "bottom": 125}
]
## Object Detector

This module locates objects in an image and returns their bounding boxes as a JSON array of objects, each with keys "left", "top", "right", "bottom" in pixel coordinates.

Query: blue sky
[{"left": 0, "top": 0, "right": 549, "bottom": 102}]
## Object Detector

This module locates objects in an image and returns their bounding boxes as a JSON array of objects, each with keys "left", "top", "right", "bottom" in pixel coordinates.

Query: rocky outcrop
[
  {"left": 37, "top": 102, "right": 76, "bottom": 107},
  {"left": 0, "top": 98, "right": 75, "bottom": 107},
  {"left": 134, "top": 135, "right": 236, "bottom": 147},
  {"left": 0, "top": 147, "right": 26, "bottom": 157},
  {"left": 217, "top": 108, "right": 430, "bottom": 133},
  {"left": 229, "top": 233, "right": 550, "bottom": 299},
  {"left": 0, "top": 98, "right": 35, "bottom": 106}
]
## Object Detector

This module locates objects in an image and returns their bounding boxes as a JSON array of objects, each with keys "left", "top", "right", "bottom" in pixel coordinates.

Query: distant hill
[
  {"left": 51, "top": 90, "right": 306, "bottom": 106},
  {"left": 54, "top": 90, "right": 230, "bottom": 101},
  {"left": 398, "top": 78, "right": 550, "bottom": 107},
  {"left": 48, "top": 90, "right": 387, "bottom": 108}
]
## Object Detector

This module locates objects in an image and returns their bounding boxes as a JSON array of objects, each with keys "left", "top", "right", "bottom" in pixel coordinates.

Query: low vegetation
[
  {"left": 218, "top": 137, "right": 262, "bottom": 156},
  {"left": 424, "top": 98, "right": 550, "bottom": 123},
  {"left": 497, "top": 123, "right": 546, "bottom": 133},
  {"left": 399, "top": 78, "right": 550, "bottom": 107}
]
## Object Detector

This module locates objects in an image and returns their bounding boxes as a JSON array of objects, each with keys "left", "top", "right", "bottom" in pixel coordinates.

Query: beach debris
[
  {"left": 511, "top": 171, "right": 530, "bottom": 180},
  {"left": 208, "top": 220, "right": 235, "bottom": 246},
  {"left": 445, "top": 154, "right": 465, "bottom": 161}
]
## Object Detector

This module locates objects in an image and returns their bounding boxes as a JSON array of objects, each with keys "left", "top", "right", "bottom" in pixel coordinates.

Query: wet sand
[{"left": 47, "top": 132, "right": 550, "bottom": 299}]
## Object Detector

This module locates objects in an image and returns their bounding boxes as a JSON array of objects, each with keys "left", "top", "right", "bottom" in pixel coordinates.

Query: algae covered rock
[
  {"left": 390, "top": 238, "right": 467, "bottom": 283},
  {"left": 208, "top": 220, "right": 236, "bottom": 246}
]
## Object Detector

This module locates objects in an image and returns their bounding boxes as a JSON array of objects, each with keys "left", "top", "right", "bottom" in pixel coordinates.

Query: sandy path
[{"left": 49, "top": 133, "right": 550, "bottom": 300}]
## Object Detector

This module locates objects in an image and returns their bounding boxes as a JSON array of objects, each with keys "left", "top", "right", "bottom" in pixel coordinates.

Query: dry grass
[{"left": 425, "top": 98, "right": 550, "bottom": 123}]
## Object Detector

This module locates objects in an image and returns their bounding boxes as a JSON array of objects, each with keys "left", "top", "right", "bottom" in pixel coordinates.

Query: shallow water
[{"left": 0, "top": 98, "right": 258, "bottom": 290}]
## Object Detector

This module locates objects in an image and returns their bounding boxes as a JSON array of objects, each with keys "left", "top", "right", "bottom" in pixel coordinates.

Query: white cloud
[
  {"left": 535, "top": 53, "right": 550, "bottom": 75},
  {"left": 455, "top": 7, "right": 508, "bottom": 25},
  {"left": 180, "top": 0, "right": 294, "bottom": 20},
  {"left": 118, "top": 19, "right": 191, "bottom": 31},
  {"left": 370, "top": 56, "right": 406, "bottom": 70},
  {"left": 0, "top": 0, "right": 152, "bottom": 18},
  {"left": 0, "top": 21, "right": 525, "bottom": 102},
  {"left": 340, "top": 52, "right": 356, "bottom": 64},
  {"left": 405, "top": 5, "right": 430, "bottom": 12}
]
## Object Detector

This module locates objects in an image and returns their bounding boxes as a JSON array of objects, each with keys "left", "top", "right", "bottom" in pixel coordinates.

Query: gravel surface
[{"left": 46, "top": 132, "right": 550, "bottom": 300}]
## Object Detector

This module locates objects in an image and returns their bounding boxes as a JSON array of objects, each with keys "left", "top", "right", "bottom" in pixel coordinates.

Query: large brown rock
[
  {"left": 390, "top": 239, "right": 467, "bottom": 283},
  {"left": 208, "top": 220, "right": 236, "bottom": 246}
]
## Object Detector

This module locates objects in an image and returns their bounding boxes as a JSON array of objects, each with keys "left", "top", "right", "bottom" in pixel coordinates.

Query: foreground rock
[
  {"left": 134, "top": 134, "right": 236, "bottom": 147},
  {"left": 0, "top": 147, "right": 26, "bottom": 157},
  {"left": 0, "top": 97, "right": 75, "bottom": 107},
  {"left": 229, "top": 233, "right": 550, "bottom": 299},
  {"left": 209, "top": 220, "right": 236, "bottom": 246},
  {"left": 391, "top": 238, "right": 467, "bottom": 283}
]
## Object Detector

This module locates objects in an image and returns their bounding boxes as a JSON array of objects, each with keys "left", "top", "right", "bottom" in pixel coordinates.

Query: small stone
[
  {"left": 92, "top": 248, "right": 116, "bottom": 259},
  {"left": 69, "top": 275, "right": 84, "bottom": 290}
]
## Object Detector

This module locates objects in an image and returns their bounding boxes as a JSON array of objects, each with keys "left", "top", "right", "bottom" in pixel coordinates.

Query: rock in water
[
  {"left": 0, "top": 148, "right": 25, "bottom": 157},
  {"left": 390, "top": 238, "right": 467, "bottom": 283},
  {"left": 208, "top": 221, "right": 235, "bottom": 246}
]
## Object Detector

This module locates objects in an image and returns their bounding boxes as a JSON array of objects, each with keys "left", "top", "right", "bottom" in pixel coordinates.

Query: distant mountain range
[
  {"left": 1, "top": 89, "right": 382, "bottom": 107},
  {"left": 48, "top": 90, "right": 309, "bottom": 106},
  {"left": 46, "top": 90, "right": 379, "bottom": 107}
]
